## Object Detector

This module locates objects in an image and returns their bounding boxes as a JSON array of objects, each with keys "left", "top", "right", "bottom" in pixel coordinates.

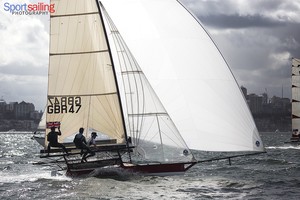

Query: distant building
[
  {"left": 270, "top": 96, "right": 291, "bottom": 114},
  {"left": 7, "top": 102, "right": 17, "bottom": 111},
  {"left": 0, "top": 99, "right": 38, "bottom": 120},
  {"left": 0, "top": 99, "right": 42, "bottom": 131},
  {"left": 248, "top": 94, "right": 263, "bottom": 114},
  {"left": 261, "top": 93, "right": 268, "bottom": 104},
  {"left": 15, "top": 101, "right": 35, "bottom": 119},
  {"left": 0, "top": 99, "right": 6, "bottom": 113},
  {"left": 30, "top": 110, "right": 43, "bottom": 121}
]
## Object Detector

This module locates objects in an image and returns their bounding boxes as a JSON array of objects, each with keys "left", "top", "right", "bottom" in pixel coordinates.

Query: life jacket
[
  {"left": 47, "top": 132, "right": 57, "bottom": 144},
  {"left": 73, "top": 134, "right": 84, "bottom": 148}
]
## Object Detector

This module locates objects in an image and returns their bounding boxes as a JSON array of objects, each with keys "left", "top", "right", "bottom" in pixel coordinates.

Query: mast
[{"left": 96, "top": 1, "right": 131, "bottom": 156}]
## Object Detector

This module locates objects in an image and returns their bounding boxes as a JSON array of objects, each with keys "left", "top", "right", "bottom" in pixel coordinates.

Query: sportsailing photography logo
[{"left": 3, "top": 2, "right": 55, "bottom": 15}]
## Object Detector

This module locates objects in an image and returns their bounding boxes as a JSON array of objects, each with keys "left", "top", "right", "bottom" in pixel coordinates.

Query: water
[{"left": 0, "top": 132, "right": 299, "bottom": 199}]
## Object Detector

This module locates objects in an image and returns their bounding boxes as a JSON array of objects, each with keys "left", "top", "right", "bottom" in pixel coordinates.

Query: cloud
[
  {"left": 0, "top": 73, "right": 47, "bottom": 111},
  {"left": 0, "top": 0, "right": 49, "bottom": 110},
  {"left": 199, "top": 14, "right": 284, "bottom": 29},
  {"left": 182, "top": 0, "right": 300, "bottom": 98},
  {"left": 0, "top": 11, "right": 48, "bottom": 67},
  {"left": 183, "top": 0, "right": 300, "bottom": 22}
]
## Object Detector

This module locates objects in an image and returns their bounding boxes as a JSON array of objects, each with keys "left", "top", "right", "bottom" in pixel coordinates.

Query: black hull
[{"left": 66, "top": 161, "right": 197, "bottom": 177}]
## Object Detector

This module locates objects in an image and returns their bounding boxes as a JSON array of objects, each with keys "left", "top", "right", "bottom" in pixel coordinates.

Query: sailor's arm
[{"left": 57, "top": 126, "right": 62, "bottom": 135}]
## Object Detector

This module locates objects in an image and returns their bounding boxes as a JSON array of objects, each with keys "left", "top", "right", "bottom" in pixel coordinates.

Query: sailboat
[
  {"left": 36, "top": 0, "right": 265, "bottom": 176},
  {"left": 289, "top": 58, "right": 300, "bottom": 144}
]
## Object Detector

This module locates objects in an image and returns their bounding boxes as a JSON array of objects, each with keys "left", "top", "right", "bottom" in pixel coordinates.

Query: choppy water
[{"left": 0, "top": 132, "right": 299, "bottom": 199}]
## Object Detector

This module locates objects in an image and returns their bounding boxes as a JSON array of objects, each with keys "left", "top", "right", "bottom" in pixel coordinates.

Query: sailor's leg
[
  {"left": 81, "top": 150, "right": 88, "bottom": 163},
  {"left": 47, "top": 144, "right": 51, "bottom": 156},
  {"left": 83, "top": 146, "right": 95, "bottom": 160},
  {"left": 58, "top": 143, "right": 69, "bottom": 155},
  {"left": 85, "top": 148, "right": 95, "bottom": 159}
]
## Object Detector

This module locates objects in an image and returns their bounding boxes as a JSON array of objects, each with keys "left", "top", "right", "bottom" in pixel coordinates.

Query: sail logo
[
  {"left": 3, "top": 2, "right": 55, "bottom": 15},
  {"left": 47, "top": 96, "right": 81, "bottom": 114}
]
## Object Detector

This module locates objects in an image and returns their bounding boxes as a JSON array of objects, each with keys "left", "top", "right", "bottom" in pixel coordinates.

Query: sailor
[
  {"left": 47, "top": 126, "right": 69, "bottom": 156},
  {"left": 87, "top": 132, "right": 98, "bottom": 148},
  {"left": 73, "top": 127, "right": 95, "bottom": 163}
]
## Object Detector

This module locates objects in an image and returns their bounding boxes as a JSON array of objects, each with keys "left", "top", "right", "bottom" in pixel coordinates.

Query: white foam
[
  {"left": 266, "top": 146, "right": 300, "bottom": 150},
  {"left": 0, "top": 171, "right": 72, "bottom": 183}
]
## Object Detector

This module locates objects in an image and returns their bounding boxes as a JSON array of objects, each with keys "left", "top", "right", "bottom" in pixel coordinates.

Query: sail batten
[
  {"left": 48, "top": 92, "right": 118, "bottom": 97},
  {"left": 51, "top": 11, "right": 99, "bottom": 18},
  {"left": 121, "top": 71, "right": 143, "bottom": 75},
  {"left": 50, "top": 49, "right": 109, "bottom": 56},
  {"left": 292, "top": 58, "right": 300, "bottom": 132},
  {"left": 128, "top": 113, "right": 168, "bottom": 116}
]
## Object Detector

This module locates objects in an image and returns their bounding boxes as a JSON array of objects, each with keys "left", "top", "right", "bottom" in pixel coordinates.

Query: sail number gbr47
[{"left": 47, "top": 96, "right": 82, "bottom": 114}]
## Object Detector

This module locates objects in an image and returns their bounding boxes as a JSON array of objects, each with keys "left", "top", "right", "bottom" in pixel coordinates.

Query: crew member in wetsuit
[
  {"left": 87, "top": 132, "right": 98, "bottom": 148},
  {"left": 73, "top": 127, "right": 95, "bottom": 163},
  {"left": 47, "top": 126, "right": 69, "bottom": 156}
]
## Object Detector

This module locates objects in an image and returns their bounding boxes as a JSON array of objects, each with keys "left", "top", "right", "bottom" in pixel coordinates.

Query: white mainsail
[
  {"left": 46, "top": 0, "right": 125, "bottom": 144},
  {"left": 292, "top": 58, "right": 300, "bottom": 130},
  {"left": 101, "top": 0, "right": 264, "bottom": 152}
]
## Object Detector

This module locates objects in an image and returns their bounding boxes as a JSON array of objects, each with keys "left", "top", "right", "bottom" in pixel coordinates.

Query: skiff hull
[
  {"left": 66, "top": 161, "right": 197, "bottom": 177},
  {"left": 121, "top": 162, "right": 197, "bottom": 176}
]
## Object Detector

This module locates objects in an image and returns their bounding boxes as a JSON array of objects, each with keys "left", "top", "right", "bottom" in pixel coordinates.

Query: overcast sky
[
  {"left": 0, "top": 0, "right": 300, "bottom": 110},
  {"left": 183, "top": 0, "right": 300, "bottom": 100}
]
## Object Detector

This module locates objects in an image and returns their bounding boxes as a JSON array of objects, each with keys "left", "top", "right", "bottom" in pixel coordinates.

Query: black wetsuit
[
  {"left": 47, "top": 130, "right": 68, "bottom": 155},
  {"left": 73, "top": 133, "right": 95, "bottom": 162}
]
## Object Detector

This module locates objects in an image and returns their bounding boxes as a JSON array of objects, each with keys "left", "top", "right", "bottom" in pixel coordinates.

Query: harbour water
[{"left": 0, "top": 132, "right": 299, "bottom": 199}]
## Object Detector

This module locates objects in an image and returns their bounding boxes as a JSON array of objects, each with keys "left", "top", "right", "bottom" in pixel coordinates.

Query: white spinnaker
[
  {"left": 100, "top": 3, "right": 195, "bottom": 163},
  {"left": 292, "top": 58, "right": 300, "bottom": 131},
  {"left": 101, "top": 0, "right": 264, "bottom": 152}
]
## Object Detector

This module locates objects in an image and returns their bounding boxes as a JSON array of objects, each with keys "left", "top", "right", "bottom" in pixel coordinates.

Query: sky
[{"left": 0, "top": 0, "right": 300, "bottom": 110}]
